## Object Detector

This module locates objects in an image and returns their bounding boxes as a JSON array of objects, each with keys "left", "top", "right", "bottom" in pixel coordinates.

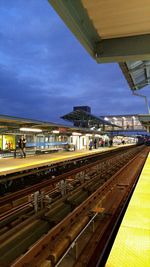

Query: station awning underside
[
  {"left": 61, "top": 110, "right": 118, "bottom": 127},
  {"left": 0, "top": 114, "right": 108, "bottom": 135},
  {"left": 120, "top": 61, "right": 150, "bottom": 90},
  {"left": 0, "top": 114, "right": 81, "bottom": 134},
  {"left": 48, "top": 0, "right": 150, "bottom": 90},
  {"left": 138, "top": 114, "right": 150, "bottom": 128}
]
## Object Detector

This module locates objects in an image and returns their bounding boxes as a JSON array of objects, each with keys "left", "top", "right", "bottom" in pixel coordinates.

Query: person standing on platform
[
  {"left": 94, "top": 139, "right": 97, "bottom": 149},
  {"left": 89, "top": 139, "right": 93, "bottom": 150},
  {"left": 18, "top": 135, "right": 26, "bottom": 158},
  {"left": 109, "top": 138, "right": 113, "bottom": 147}
]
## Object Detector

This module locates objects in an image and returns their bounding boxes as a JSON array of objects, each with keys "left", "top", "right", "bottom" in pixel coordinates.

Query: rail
[{"left": 7, "top": 147, "right": 148, "bottom": 267}]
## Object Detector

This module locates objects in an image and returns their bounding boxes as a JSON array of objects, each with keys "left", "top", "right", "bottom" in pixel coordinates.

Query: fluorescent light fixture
[
  {"left": 85, "top": 134, "right": 92, "bottom": 137},
  {"left": 104, "top": 117, "right": 109, "bottom": 121},
  {"left": 95, "top": 134, "right": 101, "bottom": 137},
  {"left": 72, "top": 132, "right": 82, "bottom": 136},
  {"left": 20, "top": 127, "right": 42, "bottom": 132},
  {"left": 52, "top": 130, "right": 59, "bottom": 134}
]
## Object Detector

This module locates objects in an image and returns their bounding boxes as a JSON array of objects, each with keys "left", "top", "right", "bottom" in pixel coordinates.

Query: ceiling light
[
  {"left": 104, "top": 117, "right": 109, "bottom": 121},
  {"left": 52, "top": 130, "right": 59, "bottom": 134},
  {"left": 72, "top": 132, "right": 82, "bottom": 136},
  {"left": 20, "top": 127, "right": 42, "bottom": 132}
]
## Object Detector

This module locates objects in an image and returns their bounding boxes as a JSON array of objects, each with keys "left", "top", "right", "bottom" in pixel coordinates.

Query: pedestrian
[
  {"left": 109, "top": 138, "right": 113, "bottom": 147},
  {"left": 94, "top": 139, "right": 97, "bottom": 149},
  {"left": 18, "top": 135, "right": 26, "bottom": 158},
  {"left": 122, "top": 139, "right": 125, "bottom": 145},
  {"left": 89, "top": 139, "right": 93, "bottom": 150}
]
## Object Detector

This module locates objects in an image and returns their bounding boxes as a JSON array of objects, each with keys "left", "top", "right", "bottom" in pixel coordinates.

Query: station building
[
  {"left": 1, "top": 106, "right": 150, "bottom": 158},
  {"left": 0, "top": 112, "right": 119, "bottom": 158}
]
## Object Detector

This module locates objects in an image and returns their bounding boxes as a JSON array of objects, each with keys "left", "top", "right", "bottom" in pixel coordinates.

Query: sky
[{"left": 0, "top": 0, "right": 150, "bottom": 124}]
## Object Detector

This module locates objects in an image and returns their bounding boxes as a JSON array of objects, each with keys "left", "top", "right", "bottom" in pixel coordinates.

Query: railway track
[
  {"left": 0, "top": 146, "right": 137, "bottom": 195},
  {"left": 0, "top": 145, "right": 142, "bottom": 211},
  {"left": 0, "top": 145, "right": 148, "bottom": 267}
]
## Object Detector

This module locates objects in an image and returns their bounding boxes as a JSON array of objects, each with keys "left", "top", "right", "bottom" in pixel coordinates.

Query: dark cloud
[{"left": 0, "top": 0, "right": 150, "bottom": 124}]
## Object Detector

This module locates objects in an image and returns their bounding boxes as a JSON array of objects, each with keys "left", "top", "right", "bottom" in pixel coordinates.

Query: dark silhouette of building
[{"left": 73, "top": 106, "right": 91, "bottom": 114}]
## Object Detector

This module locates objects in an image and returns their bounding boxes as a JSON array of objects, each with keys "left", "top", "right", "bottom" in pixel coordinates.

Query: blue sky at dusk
[{"left": 0, "top": 0, "right": 150, "bottom": 123}]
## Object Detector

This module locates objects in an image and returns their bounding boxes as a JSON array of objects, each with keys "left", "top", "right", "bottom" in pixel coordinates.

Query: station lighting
[
  {"left": 85, "top": 134, "right": 92, "bottom": 137},
  {"left": 104, "top": 117, "right": 109, "bottom": 121},
  {"left": 95, "top": 134, "right": 101, "bottom": 137},
  {"left": 52, "top": 130, "right": 59, "bottom": 134},
  {"left": 72, "top": 132, "right": 82, "bottom": 136},
  {"left": 20, "top": 127, "right": 42, "bottom": 132}
]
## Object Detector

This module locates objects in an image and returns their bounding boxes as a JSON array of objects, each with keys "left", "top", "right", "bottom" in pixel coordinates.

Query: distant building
[
  {"left": 61, "top": 106, "right": 118, "bottom": 130},
  {"left": 61, "top": 105, "right": 149, "bottom": 138},
  {"left": 73, "top": 106, "right": 91, "bottom": 114},
  {"left": 101, "top": 115, "right": 144, "bottom": 131}
]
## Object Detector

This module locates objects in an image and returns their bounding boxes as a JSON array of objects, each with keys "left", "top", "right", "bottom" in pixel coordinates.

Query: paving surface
[
  {"left": 105, "top": 153, "right": 150, "bottom": 267},
  {"left": 0, "top": 146, "right": 117, "bottom": 176}
]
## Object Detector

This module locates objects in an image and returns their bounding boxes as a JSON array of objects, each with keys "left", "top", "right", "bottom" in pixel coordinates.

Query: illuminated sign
[
  {"left": 0, "top": 135, "right": 2, "bottom": 150},
  {"left": 3, "top": 135, "right": 15, "bottom": 150}
]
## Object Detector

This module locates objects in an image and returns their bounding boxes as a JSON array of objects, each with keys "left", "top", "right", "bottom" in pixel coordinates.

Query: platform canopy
[
  {"left": 0, "top": 114, "right": 112, "bottom": 135},
  {"left": 0, "top": 114, "right": 82, "bottom": 134},
  {"left": 48, "top": 0, "right": 150, "bottom": 89},
  {"left": 48, "top": 0, "right": 150, "bottom": 63},
  {"left": 138, "top": 114, "right": 150, "bottom": 129},
  {"left": 119, "top": 61, "right": 150, "bottom": 90},
  {"left": 61, "top": 109, "right": 118, "bottom": 128}
]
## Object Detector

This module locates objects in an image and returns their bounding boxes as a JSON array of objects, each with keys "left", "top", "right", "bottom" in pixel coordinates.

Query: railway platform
[
  {"left": 0, "top": 146, "right": 123, "bottom": 176},
  {"left": 105, "top": 153, "right": 150, "bottom": 267}
]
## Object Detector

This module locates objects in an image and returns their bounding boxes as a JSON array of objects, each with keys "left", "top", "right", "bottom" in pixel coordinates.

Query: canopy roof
[
  {"left": 48, "top": 0, "right": 150, "bottom": 89},
  {"left": 0, "top": 114, "right": 110, "bottom": 135},
  {"left": 61, "top": 109, "right": 119, "bottom": 128},
  {"left": 138, "top": 114, "right": 150, "bottom": 128},
  {"left": 48, "top": 0, "right": 150, "bottom": 63},
  {"left": 0, "top": 114, "right": 80, "bottom": 134},
  {"left": 120, "top": 61, "right": 150, "bottom": 90}
]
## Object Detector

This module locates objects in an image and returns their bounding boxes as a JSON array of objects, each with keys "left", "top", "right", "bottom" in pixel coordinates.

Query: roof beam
[
  {"left": 119, "top": 62, "right": 150, "bottom": 90},
  {"left": 48, "top": 1, "right": 150, "bottom": 63},
  {"left": 96, "top": 34, "right": 150, "bottom": 63},
  {"left": 48, "top": 0, "right": 100, "bottom": 58}
]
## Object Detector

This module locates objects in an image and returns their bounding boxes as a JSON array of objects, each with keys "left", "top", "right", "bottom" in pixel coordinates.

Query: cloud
[{"left": 0, "top": 0, "right": 150, "bottom": 125}]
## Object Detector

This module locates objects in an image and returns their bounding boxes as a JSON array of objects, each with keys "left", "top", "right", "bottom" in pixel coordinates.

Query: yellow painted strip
[
  {"left": 0, "top": 149, "right": 107, "bottom": 175},
  {"left": 105, "top": 153, "right": 150, "bottom": 267},
  {"left": 0, "top": 145, "right": 131, "bottom": 175}
]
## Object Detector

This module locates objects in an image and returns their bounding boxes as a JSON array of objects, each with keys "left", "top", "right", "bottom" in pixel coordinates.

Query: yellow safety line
[
  {"left": 105, "top": 154, "right": 150, "bottom": 267},
  {"left": 0, "top": 149, "right": 103, "bottom": 174},
  {"left": 0, "top": 146, "right": 123, "bottom": 175}
]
